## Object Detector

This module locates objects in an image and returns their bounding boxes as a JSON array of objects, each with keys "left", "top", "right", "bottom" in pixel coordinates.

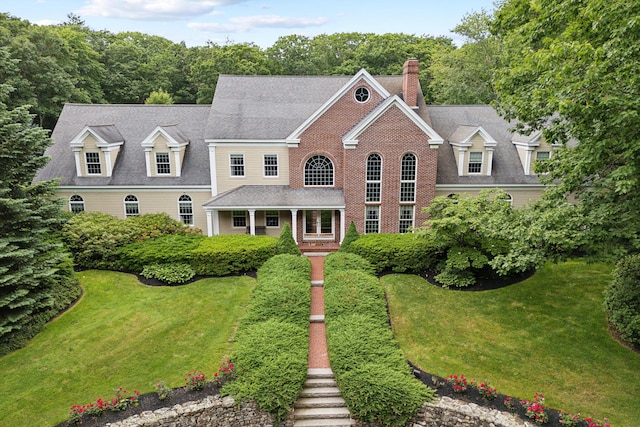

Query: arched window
[
  {"left": 400, "top": 153, "right": 416, "bottom": 202},
  {"left": 69, "top": 195, "right": 84, "bottom": 213},
  {"left": 124, "top": 195, "right": 139, "bottom": 217},
  {"left": 305, "top": 155, "right": 334, "bottom": 186},
  {"left": 366, "top": 154, "right": 381, "bottom": 202},
  {"left": 502, "top": 193, "right": 513, "bottom": 206},
  {"left": 178, "top": 194, "right": 193, "bottom": 225}
]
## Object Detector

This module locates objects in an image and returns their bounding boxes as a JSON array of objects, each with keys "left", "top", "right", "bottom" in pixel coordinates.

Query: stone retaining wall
[{"left": 103, "top": 395, "right": 535, "bottom": 427}]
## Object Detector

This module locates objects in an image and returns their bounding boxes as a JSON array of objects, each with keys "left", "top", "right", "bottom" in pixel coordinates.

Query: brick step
[
  {"left": 307, "top": 368, "right": 334, "bottom": 379},
  {"left": 293, "top": 418, "right": 355, "bottom": 427},
  {"left": 294, "top": 407, "right": 351, "bottom": 420},
  {"left": 304, "top": 378, "right": 337, "bottom": 388},
  {"left": 294, "top": 396, "right": 346, "bottom": 409},
  {"left": 299, "top": 387, "right": 343, "bottom": 398}
]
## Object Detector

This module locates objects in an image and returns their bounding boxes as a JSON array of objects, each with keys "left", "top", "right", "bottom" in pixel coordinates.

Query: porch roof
[{"left": 203, "top": 185, "right": 345, "bottom": 210}]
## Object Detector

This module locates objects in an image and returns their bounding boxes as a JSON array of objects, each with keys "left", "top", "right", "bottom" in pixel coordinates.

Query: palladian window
[{"left": 304, "top": 155, "right": 334, "bottom": 186}]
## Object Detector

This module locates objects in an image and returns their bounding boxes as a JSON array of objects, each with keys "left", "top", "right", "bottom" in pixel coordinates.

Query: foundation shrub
[
  {"left": 604, "top": 253, "right": 640, "bottom": 344},
  {"left": 190, "top": 235, "right": 277, "bottom": 276},
  {"left": 346, "top": 233, "right": 436, "bottom": 274},
  {"left": 340, "top": 362, "right": 434, "bottom": 427},
  {"left": 275, "top": 222, "right": 301, "bottom": 255},
  {"left": 338, "top": 221, "right": 360, "bottom": 252},
  {"left": 324, "top": 270, "right": 387, "bottom": 325},
  {"left": 324, "top": 251, "right": 376, "bottom": 276},
  {"left": 117, "top": 234, "right": 206, "bottom": 272},
  {"left": 141, "top": 263, "right": 196, "bottom": 285}
]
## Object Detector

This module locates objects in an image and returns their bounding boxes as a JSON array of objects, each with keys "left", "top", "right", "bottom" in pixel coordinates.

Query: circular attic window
[{"left": 354, "top": 86, "right": 370, "bottom": 103}]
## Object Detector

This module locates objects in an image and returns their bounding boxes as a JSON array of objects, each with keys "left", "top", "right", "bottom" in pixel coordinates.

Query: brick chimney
[{"left": 402, "top": 58, "right": 419, "bottom": 108}]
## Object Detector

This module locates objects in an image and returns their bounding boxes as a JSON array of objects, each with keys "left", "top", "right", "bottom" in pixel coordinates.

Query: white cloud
[
  {"left": 77, "top": 0, "right": 243, "bottom": 21},
  {"left": 188, "top": 14, "right": 328, "bottom": 33}
]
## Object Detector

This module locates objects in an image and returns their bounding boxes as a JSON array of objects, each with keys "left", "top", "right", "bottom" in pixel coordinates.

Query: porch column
[
  {"left": 339, "top": 208, "right": 346, "bottom": 244},
  {"left": 248, "top": 209, "right": 256, "bottom": 236},
  {"left": 206, "top": 210, "right": 213, "bottom": 237},
  {"left": 290, "top": 209, "right": 298, "bottom": 243},
  {"left": 213, "top": 210, "right": 220, "bottom": 236}
]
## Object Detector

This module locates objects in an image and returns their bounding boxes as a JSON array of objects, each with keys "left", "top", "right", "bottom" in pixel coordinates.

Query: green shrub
[
  {"left": 225, "top": 319, "right": 308, "bottom": 423},
  {"left": 324, "top": 270, "right": 387, "bottom": 325},
  {"left": 63, "top": 212, "right": 194, "bottom": 270},
  {"left": 324, "top": 252, "right": 376, "bottom": 277},
  {"left": 276, "top": 222, "right": 301, "bottom": 256},
  {"left": 190, "top": 235, "right": 277, "bottom": 276},
  {"left": 117, "top": 234, "right": 206, "bottom": 272},
  {"left": 257, "top": 254, "right": 310, "bottom": 279},
  {"left": 604, "top": 254, "right": 640, "bottom": 344},
  {"left": 242, "top": 274, "right": 310, "bottom": 326},
  {"left": 340, "top": 363, "right": 433, "bottom": 427},
  {"left": 347, "top": 233, "right": 436, "bottom": 274},
  {"left": 141, "top": 263, "right": 196, "bottom": 285},
  {"left": 338, "top": 221, "right": 359, "bottom": 252}
]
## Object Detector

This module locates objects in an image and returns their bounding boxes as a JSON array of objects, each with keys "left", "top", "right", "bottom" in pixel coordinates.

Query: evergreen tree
[
  {"left": 339, "top": 221, "right": 360, "bottom": 252},
  {"left": 276, "top": 222, "right": 301, "bottom": 256},
  {"left": 0, "top": 84, "right": 78, "bottom": 354}
]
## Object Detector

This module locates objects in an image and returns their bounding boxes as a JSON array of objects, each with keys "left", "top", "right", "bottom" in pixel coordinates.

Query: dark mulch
[
  {"left": 423, "top": 268, "right": 536, "bottom": 291},
  {"left": 135, "top": 270, "right": 257, "bottom": 287},
  {"left": 55, "top": 382, "right": 221, "bottom": 427}
]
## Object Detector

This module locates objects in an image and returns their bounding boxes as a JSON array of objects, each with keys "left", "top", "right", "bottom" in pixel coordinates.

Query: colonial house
[{"left": 35, "top": 59, "right": 556, "bottom": 245}]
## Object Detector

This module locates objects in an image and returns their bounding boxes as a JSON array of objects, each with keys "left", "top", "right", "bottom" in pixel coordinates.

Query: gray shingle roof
[
  {"left": 87, "top": 124, "right": 124, "bottom": 143},
  {"left": 36, "top": 104, "right": 211, "bottom": 186},
  {"left": 203, "top": 185, "right": 345, "bottom": 209},
  {"left": 427, "top": 105, "right": 541, "bottom": 185}
]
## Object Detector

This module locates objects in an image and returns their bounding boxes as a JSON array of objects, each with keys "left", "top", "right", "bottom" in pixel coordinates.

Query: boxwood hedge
[
  {"left": 190, "top": 235, "right": 278, "bottom": 276},
  {"left": 117, "top": 233, "right": 206, "bottom": 273}
]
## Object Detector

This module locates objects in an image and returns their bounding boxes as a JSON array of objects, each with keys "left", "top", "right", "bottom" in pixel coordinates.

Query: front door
[{"left": 304, "top": 210, "right": 334, "bottom": 240}]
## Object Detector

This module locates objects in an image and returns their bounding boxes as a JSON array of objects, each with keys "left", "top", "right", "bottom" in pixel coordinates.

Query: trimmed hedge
[
  {"left": 224, "top": 254, "right": 310, "bottom": 423},
  {"left": 276, "top": 222, "right": 301, "bottom": 256},
  {"left": 324, "top": 252, "right": 434, "bottom": 426},
  {"left": 141, "top": 263, "right": 196, "bottom": 285},
  {"left": 117, "top": 234, "right": 206, "bottom": 273},
  {"left": 345, "top": 233, "right": 437, "bottom": 275},
  {"left": 190, "top": 235, "right": 278, "bottom": 276},
  {"left": 604, "top": 254, "right": 640, "bottom": 344}
]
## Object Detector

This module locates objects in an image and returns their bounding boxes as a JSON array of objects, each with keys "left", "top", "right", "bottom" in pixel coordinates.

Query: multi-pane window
[
  {"left": 265, "top": 210, "right": 279, "bottom": 227},
  {"left": 365, "top": 206, "right": 380, "bottom": 234},
  {"left": 230, "top": 154, "right": 245, "bottom": 176},
  {"left": 366, "top": 154, "right": 381, "bottom": 202},
  {"left": 156, "top": 152, "right": 171, "bottom": 174},
  {"left": 232, "top": 210, "right": 246, "bottom": 228},
  {"left": 264, "top": 154, "right": 278, "bottom": 177},
  {"left": 124, "top": 195, "right": 139, "bottom": 217},
  {"left": 178, "top": 194, "right": 193, "bottom": 225},
  {"left": 400, "top": 153, "right": 416, "bottom": 202},
  {"left": 536, "top": 151, "right": 550, "bottom": 161},
  {"left": 85, "top": 152, "right": 101, "bottom": 174},
  {"left": 468, "top": 152, "right": 483, "bottom": 174},
  {"left": 305, "top": 155, "right": 334, "bottom": 186},
  {"left": 69, "top": 195, "right": 85, "bottom": 213},
  {"left": 399, "top": 205, "right": 414, "bottom": 233}
]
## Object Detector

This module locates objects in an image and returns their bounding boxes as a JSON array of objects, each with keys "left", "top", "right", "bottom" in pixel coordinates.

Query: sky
[{"left": 4, "top": 0, "right": 496, "bottom": 48}]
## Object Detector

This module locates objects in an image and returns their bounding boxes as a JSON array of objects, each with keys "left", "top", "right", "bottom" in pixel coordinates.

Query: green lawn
[
  {"left": 384, "top": 261, "right": 640, "bottom": 427},
  {"left": 0, "top": 270, "right": 255, "bottom": 427}
]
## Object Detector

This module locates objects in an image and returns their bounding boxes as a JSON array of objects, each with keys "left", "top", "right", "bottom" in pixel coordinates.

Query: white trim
[
  {"left": 287, "top": 69, "right": 391, "bottom": 142},
  {"left": 206, "top": 139, "right": 288, "bottom": 147},
  {"left": 342, "top": 95, "right": 444, "bottom": 149},
  {"left": 229, "top": 153, "right": 245, "bottom": 178},
  {"left": 263, "top": 154, "right": 279, "bottom": 178},
  {"left": 436, "top": 183, "right": 547, "bottom": 191},
  {"left": 58, "top": 185, "right": 211, "bottom": 192},
  {"left": 208, "top": 144, "right": 218, "bottom": 196},
  {"left": 141, "top": 126, "right": 189, "bottom": 149},
  {"left": 467, "top": 151, "right": 484, "bottom": 175}
]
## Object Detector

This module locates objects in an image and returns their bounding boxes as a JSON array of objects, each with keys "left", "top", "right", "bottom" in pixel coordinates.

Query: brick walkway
[{"left": 308, "top": 256, "right": 330, "bottom": 369}]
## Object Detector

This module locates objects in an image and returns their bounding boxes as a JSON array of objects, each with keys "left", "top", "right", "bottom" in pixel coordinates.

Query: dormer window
[
  {"left": 141, "top": 125, "right": 189, "bottom": 177},
  {"left": 85, "top": 152, "right": 102, "bottom": 175},
  {"left": 512, "top": 131, "right": 558, "bottom": 175},
  {"left": 156, "top": 152, "right": 171, "bottom": 174},
  {"left": 536, "top": 151, "right": 550, "bottom": 161},
  {"left": 468, "top": 152, "right": 483, "bottom": 174}
]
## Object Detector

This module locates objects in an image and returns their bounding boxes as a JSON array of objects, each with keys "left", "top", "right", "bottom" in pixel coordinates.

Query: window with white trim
[
  {"left": 178, "top": 194, "right": 193, "bottom": 225},
  {"left": 536, "top": 151, "right": 550, "bottom": 161},
  {"left": 69, "top": 195, "right": 85, "bottom": 213},
  {"left": 354, "top": 86, "right": 370, "bottom": 103},
  {"left": 124, "top": 195, "right": 139, "bottom": 217},
  {"left": 400, "top": 153, "right": 416, "bottom": 202},
  {"left": 264, "top": 154, "right": 278, "bottom": 177},
  {"left": 230, "top": 154, "right": 245, "bottom": 177},
  {"left": 365, "top": 206, "right": 380, "bottom": 234},
  {"left": 468, "top": 152, "right": 483, "bottom": 174},
  {"left": 399, "top": 205, "right": 414, "bottom": 233},
  {"left": 232, "top": 210, "right": 246, "bottom": 228},
  {"left": 85, "top": 152, "right": 101, "bottom": 174},
  {"left": 305, "top": 155, "right": 334, "bottom": 186},
  {"left": 265, "top": 210, "right": 279, "bottom": 227},
  {"left": 501, "top": 193, "right": 513, "bottom": 206},
  {"left": 366, "top": 154, "right": 381, "bottom": 202},
  {"left": 156, "top": 152, "right": 171, "bottom": 174}
]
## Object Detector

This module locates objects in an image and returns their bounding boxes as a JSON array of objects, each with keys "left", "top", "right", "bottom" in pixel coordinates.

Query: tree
[
  {"left": 492, "top": 0, "right": 640, "bottom": 260},
  {"left": 145, "top": 88, "right": 174, "bottom": 104},
  {"left": 275, "top": 222, "right": 300, "bottom": 256},
  {"left": 429, "top": 10, "right": 501, "bottom": 104},
  {"left": 0, "top": 85, "right": 79, "bottom": 355},
  {"left": 338, "top": 221, "right": 359, "bottom": 252},
  {"left": 604, "top": 254, "right": 640, "bottom": 345}
]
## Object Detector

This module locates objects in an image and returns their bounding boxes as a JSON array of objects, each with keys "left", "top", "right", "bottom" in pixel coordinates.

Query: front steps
[{"left": 293, "top": 369, "right": 353, "bottom": 427}]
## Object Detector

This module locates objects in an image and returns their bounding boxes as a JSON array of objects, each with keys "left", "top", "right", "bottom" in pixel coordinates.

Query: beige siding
[
  {"left": 434, "top": 188, "right": 545, "bottom": 208},
  {"left": 217, "top": 209, "right": 292, "bottom": 237},
  {"left": 215, "top": 146, "right": 289, "bottom": 192},
  {"left": 80, "top": 136, "right": 106, "bottom": 177},
  {"left": 58, "top": 189, "right": 211, "bottom": 232}
]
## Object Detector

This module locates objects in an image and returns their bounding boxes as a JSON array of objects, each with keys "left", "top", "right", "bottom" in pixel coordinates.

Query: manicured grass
[
  {"left": 384, "top": 260, "right": 640, "bottom": 427},
  {"left": 0, "top": 270, "right": 255, "bottom": 427}
]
